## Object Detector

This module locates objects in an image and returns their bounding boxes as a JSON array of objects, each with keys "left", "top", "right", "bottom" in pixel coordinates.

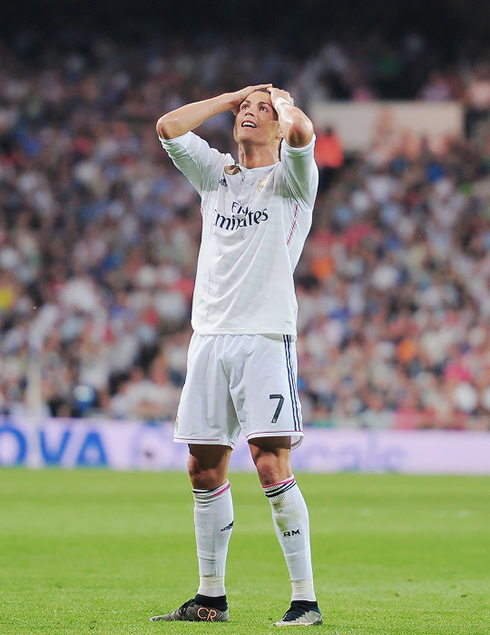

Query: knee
[
  {"left": 187, "top": 455, "right": 222, "bottom": 490},
  {"left": 249, "top": 438, "right": 292, "bottom": 486},
  {"left": 256, "top": 458, "right": 279, "bottom": 486},
  {"left": 188, "top": 455, "right": 209, "bottom": 488},
  {"left": 187, "top": 445, "right": 231, "bottom": 490},
  {"left": 254, "top": 452, "right": 291, "bottom": 486}
]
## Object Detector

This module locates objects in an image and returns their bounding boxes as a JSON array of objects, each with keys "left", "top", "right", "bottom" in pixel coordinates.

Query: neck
[{"left": 237, "top": 143, "right": 279, "bottom": 169}]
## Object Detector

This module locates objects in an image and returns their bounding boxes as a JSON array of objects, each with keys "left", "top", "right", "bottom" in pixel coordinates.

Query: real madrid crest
[
  {"left": 258, "top": 177, "right": 267, "bottom": 193},
  {"left": 224, "top": 165, "right": 241, "bottom": 175}
]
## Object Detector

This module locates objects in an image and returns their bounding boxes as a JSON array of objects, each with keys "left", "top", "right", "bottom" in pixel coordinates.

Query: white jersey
[{"left": 160, "top": 131, "right": 318, "bottom": 337}]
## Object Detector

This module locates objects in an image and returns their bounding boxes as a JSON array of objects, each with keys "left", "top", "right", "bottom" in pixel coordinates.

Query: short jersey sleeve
[
  {"left": 159, "top": 131, "right": 234, "bottom": 195},
  {"left": 279, "top": 135, "right": 319, "bottom": 211}
]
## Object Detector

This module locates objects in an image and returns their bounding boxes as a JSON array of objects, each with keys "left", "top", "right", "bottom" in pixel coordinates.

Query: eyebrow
[{"left": 241, "top": 99, "right": 272, "bottom": 107}]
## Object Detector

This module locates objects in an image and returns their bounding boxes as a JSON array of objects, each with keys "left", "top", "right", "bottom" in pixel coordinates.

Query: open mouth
[{"left": 241, "top": 121, "right": 257, "bottom": 128}]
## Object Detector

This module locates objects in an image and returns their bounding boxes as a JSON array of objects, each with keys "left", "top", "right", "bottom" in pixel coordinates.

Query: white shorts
[{"left": 174, "top": 333, "right": 303, "bottom": 449}]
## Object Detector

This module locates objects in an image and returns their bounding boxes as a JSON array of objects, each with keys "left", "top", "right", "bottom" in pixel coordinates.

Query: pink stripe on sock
[
  {"left": 262, "top": 476, "right": 295, "bottom": 490},
  {"left": 210, "top": 481, "right": 231, "bottom": 497}
]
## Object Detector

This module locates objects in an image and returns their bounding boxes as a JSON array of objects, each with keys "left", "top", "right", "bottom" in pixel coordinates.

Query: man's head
[{"left": 233, "top": 88, "right": 282, "bottom": 150}]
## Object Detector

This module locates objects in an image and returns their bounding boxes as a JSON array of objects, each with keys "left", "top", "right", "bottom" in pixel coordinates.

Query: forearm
[
  {"left": 156, "top": 93, "right": 235, "bottom": 140},
  {"left": 268, "top": 88, "right": 314, "bottom": 148},
  {"left": 157, "top": 83, "right": 272, "bottom": 140}
]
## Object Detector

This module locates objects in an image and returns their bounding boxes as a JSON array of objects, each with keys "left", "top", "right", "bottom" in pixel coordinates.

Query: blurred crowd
[{"left": 2, "top": 31, "right": 490, "bottom": 429}]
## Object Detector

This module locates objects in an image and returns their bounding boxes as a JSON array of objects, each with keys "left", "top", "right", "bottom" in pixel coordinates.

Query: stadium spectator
[
  {"left": 314, "top": 125, "right": 344, "bottom": 191},
  {"left": 1, "top": 32, "right": 490, "bottom": 433},
  {"left": 464, "top": 64, "right": 490, "bottom": 142}
]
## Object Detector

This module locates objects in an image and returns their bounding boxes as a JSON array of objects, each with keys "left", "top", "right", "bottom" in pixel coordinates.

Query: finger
[
  {"left": 247, "top": 83, "right": 272, "bottom": 93},
  {"left": 233, "top": 84, "right": 272, "bottom": 112}
]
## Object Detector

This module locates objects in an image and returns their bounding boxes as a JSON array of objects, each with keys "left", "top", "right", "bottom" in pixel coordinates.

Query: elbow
[
  {"left": 156, "top": 114, "right": 176, "bottom": 140},
  {"left": 285, "top": 119, "right": 314, "bottom": 148}
]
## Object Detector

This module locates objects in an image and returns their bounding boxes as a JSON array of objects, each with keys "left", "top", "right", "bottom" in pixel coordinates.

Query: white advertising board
[
  {"left": 309, "top": 101, "right": 464, "bottom": 152},
  {"left": 1, "top": 418, "right": 489, "bottom": 474}
]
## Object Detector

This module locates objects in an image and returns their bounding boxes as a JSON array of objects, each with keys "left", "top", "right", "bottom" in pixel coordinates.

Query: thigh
[
  {"left": 175, "top": 334, "right": 241, "bottom": 447},
  {"left": 228, "top": 335, "right": 304, "bottom": 449}
]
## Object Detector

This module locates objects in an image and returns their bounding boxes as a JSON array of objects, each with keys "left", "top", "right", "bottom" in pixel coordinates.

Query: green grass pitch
[{"left": 0, "top": 469, "right": 489, "bottom": 634}]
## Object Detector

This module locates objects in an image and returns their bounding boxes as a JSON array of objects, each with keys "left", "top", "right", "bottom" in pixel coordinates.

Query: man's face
[{"left": 233, "top": 90, "right": 281, "bottom": 146}]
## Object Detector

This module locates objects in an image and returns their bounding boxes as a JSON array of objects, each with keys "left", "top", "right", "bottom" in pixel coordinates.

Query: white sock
[
  {"left": 263, "top": 475, "right": 317, "bottom": 602},
  {"left": 193, "top": 480, "right": 233, "bottom": 598}
]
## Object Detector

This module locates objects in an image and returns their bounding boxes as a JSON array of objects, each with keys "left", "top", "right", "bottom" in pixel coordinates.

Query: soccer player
[{"left": 151, "top": 83, "right": 322, "bottom": 627}]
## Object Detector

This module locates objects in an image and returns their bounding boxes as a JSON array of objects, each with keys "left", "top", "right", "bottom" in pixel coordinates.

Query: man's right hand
[{"left": 228, "top": 84, "right": 272, "bottom": 115}]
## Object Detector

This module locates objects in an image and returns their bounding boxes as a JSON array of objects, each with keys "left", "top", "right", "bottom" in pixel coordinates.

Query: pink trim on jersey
[
  {"left": 262, "top": 475, "right": 295, "bottom": 490},
  {"left": 286, "top": 204, "right": 299, "bottom": 246},
  {"left": 246, "top": 430, "right": 303, "bottom": 437},
  {"left": 174, "top": 435, "right": 228, "bottom": 443}
]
